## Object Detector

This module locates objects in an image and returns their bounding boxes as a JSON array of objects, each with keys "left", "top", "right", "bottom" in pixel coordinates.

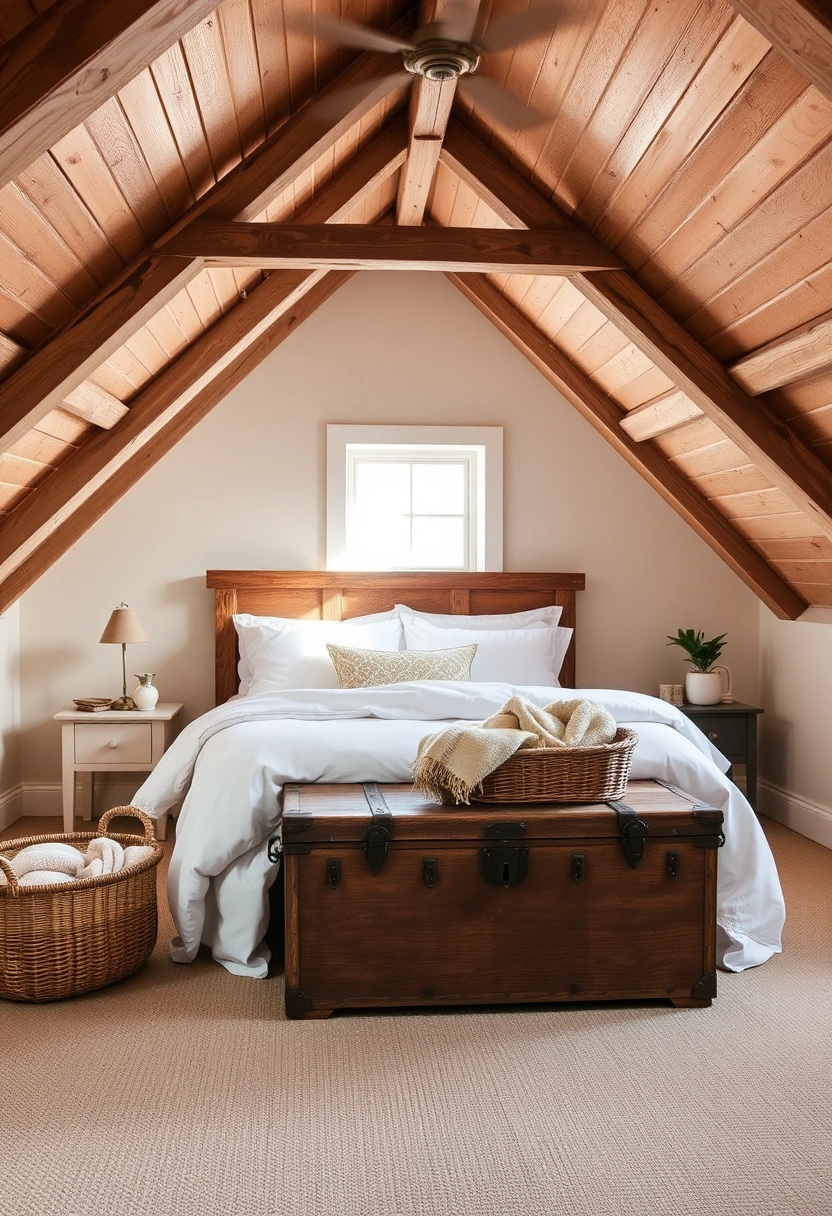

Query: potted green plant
[{"left": 666, "top": 629, "right": 732, "bottom": 705}]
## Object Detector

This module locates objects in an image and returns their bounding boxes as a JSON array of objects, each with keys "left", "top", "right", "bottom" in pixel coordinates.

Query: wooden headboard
[{"left": 206, "top": 571, "right": 586, "bottom": 704}]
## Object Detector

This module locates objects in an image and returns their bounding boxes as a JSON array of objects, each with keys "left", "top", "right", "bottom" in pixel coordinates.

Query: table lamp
[{"left": 99, "top": 603, "right": 148, "bottom": 710}]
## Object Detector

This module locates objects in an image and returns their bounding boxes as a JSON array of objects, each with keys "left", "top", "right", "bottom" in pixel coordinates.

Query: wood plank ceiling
[{"left": 0, "top": 0, "right": 830, "bottom": 616}]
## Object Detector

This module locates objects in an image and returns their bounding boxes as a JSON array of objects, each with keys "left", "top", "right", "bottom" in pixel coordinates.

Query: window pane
[
  {"left": 412, "top": 516, "right": 465, "bottom": 568},
  {"left": 412, "top": 462, "right": 465, "bottom": 514},
  {"left": 350, "top": 512, "right": 411, "bottom": 569},
  {"left": 354, "top": 460, "right": 411, "bottom": 514}
]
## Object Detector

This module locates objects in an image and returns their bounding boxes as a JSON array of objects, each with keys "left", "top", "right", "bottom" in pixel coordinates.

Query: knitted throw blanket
[{"left": 411, "top": 696, "right": 618, "bottom": 804}]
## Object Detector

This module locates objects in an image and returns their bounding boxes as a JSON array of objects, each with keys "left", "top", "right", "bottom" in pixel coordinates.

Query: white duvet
[{"left": 133, "top": 683, "right": 785, "bottom": 978}]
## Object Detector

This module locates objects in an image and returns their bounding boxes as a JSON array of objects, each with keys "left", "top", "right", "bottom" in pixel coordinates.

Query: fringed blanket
[{"left": 411, "top": 695, "right": 617, "bottom": 803}]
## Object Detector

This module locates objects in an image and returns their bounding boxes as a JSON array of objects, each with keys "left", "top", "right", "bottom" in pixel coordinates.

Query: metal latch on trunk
[
  {"left": 362, "top": 782, "right": 393, "bottom": 874},
  {"left": 608, "top": 800, "right": 649, "bottom": 868},
  {"left": 481, "top": 845, "right": 529, "bottom": 888}
]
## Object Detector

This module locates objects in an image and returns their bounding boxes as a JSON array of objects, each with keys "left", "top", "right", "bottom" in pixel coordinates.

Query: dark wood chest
[{"left": 279, "top": 779, "right": 723, "bottom": 1019}]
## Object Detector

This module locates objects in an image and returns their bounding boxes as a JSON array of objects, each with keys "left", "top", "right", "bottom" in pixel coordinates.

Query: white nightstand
[{"left": 54, "top": 704, "right": 183, "bottom": 840}]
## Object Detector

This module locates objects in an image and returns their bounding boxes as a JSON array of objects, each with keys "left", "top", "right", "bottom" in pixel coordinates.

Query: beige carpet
[{"left": 1, "top": 812, "right": 831, "bottom": 1216}]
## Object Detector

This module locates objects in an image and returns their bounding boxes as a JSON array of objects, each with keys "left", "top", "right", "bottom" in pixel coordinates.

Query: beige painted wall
[
  {"left": 0, "top": 602, "right": 21, "bottom": 825},
  {"left": 19, "top": 272, "right": 760, "bottom": 789},
  {"left": 758, "top": 605, "right": 832, "bottom": 842}
]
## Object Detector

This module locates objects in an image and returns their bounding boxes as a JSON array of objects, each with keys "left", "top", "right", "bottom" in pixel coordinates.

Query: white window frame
[{"left": 327, "top": 425, "right": 503, "bottom": 571}]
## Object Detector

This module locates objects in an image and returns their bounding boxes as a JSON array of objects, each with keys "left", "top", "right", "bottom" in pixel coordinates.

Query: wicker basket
[
  {"left": 471, "top": 728, "right": 639, "bottom": 803},
  {"left": 0, "top": 807, "right": 162, "bottom": 1003}
]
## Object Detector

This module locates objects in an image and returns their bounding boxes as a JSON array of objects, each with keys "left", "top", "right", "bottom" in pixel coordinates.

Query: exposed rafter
[
  {"left": 0, "top": 258, "right": 202, "bottom": 453},
  {"left": 0, "top": 271, "right": 331, "bottom": 589},
  {"left": 619, "top": 391, "right": 704, "bottom": 442},
  {"left": 0, "top": 108, "right": 408, "bottom": 453},
  {"left": 0, "top": 0, "right": 220, "bottom": 192},
  {"left": 729, "top": 308, "right": 832, "bottom": 394},
  {"left": 0, "top": 272, "right": 350, "bottom": 616},
  {"left": 396, "top": 78, "right": 456, "bottom": 225},
  {"left": 0, "top": 123, "right": 405, "bottom": 604},
  {"left": 439, "top": 120, "right": 832, "bottom": 545},
  {"left": 448, "top": 272, "right": 807, "bottom": 621},
  {"left": 726, "top": 1, "right": 832, "bottom": 101},
  {"left": 158, "top": 222, "right": 623, "bottom": 273}
]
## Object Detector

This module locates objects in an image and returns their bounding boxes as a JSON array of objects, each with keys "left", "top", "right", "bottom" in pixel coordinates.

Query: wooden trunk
[{"left": 280, "top": 780, "right": 723, "bottom": 1019}]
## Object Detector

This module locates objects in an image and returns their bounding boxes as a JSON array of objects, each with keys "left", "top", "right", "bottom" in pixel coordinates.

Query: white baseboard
[
  {"left": 14, "top": 780, "right": 144, "bottom": 823},
  {"left": 759, "top": 780, "right": 832, "bottom": 851},
  {"left": 0, "top": 784, "right": 23, "bottom": 832}
]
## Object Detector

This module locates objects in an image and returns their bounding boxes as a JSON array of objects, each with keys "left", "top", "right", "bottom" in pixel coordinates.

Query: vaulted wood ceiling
[{"left": 0, "top": 0, "right": 831, "bottom": 617}]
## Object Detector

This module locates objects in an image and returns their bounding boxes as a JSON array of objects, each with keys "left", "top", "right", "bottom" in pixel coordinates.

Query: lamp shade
[{"left": 99, "top": 604, "right": 148, "bottom": 645}]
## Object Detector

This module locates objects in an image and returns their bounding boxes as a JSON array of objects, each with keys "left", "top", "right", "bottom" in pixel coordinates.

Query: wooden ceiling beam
[
  {"left": 0, "top": 125, "right": 404, "bottom": 598},
  {"left": 440, "top": 121, "right": 832, "bottom": 544},
  {"left": 448, "top": 272, "right": 807, "bottom": 621},
  {"left": 726, "top": 1, "right": 832, "bottom": 100},
  {"left": 0, "top": 270, "right": 334, "bottom": 588},
  {"left": 0, "top": 257, "right": 202, "bottom": 453},
  {"left": 396, "top": 78, "right": 456, "bottom": 226},
  {"left": 0, "top": 0, "right": 220, "bottom": 192},
  {"left": 61, "top": 382, "right": 129, "bottom": 429},
  {"left": 0, "top": 272, "right": 351, "bottom": 616},
  {"left": 0, "top": 112, "right": 408, "bottom": 453},
  {"left": 619, "top": 390, "right": 704, "bottom": 442},
  {"left": 159, "top": 222, "right": 623, "bottom": 273},
  {"left": 729, "top": 308, "right": 832, "bottom": 394}
]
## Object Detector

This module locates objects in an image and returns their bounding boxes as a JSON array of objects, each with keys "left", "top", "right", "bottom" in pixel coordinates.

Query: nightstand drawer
[
  {"left": 694, "top": 716, "right": 747, "bottom": 757},
  {"left": 74, "top": 722, "right": 152, "bottom": 764}
]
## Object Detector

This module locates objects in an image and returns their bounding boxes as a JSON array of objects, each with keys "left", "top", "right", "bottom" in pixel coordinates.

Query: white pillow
[
  {"left": 234, "top": 612, "right": 403, "bottom": 695},
  {"left": 395, "top": 603, "right": 562, "bottom": 630},
  {"left": 401, "top": 614, "right": 572, "bottom": 686}
]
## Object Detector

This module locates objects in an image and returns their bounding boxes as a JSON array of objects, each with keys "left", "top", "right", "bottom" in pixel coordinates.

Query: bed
[{"left": 133, "top": 569, "right": 785, "bottom": 981}]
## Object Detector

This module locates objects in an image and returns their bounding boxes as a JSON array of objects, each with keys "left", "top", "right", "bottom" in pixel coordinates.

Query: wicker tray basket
[
  {"left": 0, "top": 807, "right": 162, "bottom": 1003},
  {"left": 471, "top": 727, "right": 639, "bottom": 803}
]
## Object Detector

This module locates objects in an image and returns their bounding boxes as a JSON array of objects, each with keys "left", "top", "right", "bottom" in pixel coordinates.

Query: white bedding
[{"left": 133, "top": 683, "right": 785, "bottom": 978}]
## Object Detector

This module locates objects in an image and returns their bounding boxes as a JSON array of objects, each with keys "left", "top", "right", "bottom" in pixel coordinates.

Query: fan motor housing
[{"left": 403, "top": 36, "right": 480, "bottom": 82}]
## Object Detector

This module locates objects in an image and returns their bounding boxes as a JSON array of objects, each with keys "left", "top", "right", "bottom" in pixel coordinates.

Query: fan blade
[
  {"left": 286, "top": 13, "right": 414, "bottom": 55},
  {"left": 479, "top": 5, "right": 562, "bottom": 52},
  {"left": 439, "top": 0, "right": 482, "bottom": 43},
  {"left": 458, "top": 75, "right": 549, "bottom": 129},
  {"left": 309, "top": 72, "right": 412, "bottom": 123}
]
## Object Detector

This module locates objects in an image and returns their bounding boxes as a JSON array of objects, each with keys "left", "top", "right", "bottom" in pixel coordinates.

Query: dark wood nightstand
[{"left": 678, "top": 701, "right": 763, "bottom": 809}]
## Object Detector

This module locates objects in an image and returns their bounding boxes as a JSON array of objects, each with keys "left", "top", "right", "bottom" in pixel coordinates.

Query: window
[{"left": 327, "top": 426, "right": 503, "bottom": 571}]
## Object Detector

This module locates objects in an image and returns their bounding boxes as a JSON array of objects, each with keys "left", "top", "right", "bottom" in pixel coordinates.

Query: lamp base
[{"left": 110, "top": 695, "right": 138, "bottom": 711}]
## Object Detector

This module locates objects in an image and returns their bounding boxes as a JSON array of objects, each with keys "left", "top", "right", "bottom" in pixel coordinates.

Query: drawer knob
[
  {"left": 708, "top": 732, "right": 718, "bottom": 741},
  {"left": 108, "top": 739, "right": 119, "bottom": 749}
]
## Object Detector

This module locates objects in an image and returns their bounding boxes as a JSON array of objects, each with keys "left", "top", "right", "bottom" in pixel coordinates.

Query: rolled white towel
[
  {"left": 77, "top": 857, "right": 103, "bottom": 880},
  {"left": 79, "top": 836, "right": 124, "bottom": 878},
  {"left": 18, "top": 869, "right": 78, "bottom": 887},
  {"left": 11, "top": 842, "right": 85, "bottom": 879},
  {"left": 122, "top": 845, "right": 154, "bottom": 869}
]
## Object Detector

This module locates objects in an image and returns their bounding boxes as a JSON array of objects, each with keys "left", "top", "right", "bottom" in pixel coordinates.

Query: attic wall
[
  {"left": 759, "top": 605, "right": 832, "bottom": 847},
  {"left": 17, "top": 271, "right": 760, "bottom": 803},
  {"left": 0, "top": 600, "right": 21, "bottom": 828}
]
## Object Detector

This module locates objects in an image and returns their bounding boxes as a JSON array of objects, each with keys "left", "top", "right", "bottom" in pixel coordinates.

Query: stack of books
[{"left": 72, "top": 698, "right": 113, "bottom": 712}]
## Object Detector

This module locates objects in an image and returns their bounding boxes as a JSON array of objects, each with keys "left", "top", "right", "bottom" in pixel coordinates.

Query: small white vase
[
  {"left": 685, "top": 671, "right": 723, "bottom": 706},
  {"left": 133, "top": 674, "right": 159, "bottom": 711}
]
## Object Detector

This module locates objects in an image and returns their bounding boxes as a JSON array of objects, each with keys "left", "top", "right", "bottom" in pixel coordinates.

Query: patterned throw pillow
[{"left": 327, "top": 643, "right": 477, "bottom": 688}]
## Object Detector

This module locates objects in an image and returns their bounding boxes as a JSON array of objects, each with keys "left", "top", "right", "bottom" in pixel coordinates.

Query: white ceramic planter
[{"left": 684, "top": 671, "right": 723, "bottom": 705}]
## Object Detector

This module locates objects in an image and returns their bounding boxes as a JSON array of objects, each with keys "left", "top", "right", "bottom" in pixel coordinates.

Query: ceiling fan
[{"left": 291, "top": 2, "right": 570, "bottom": 131}]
